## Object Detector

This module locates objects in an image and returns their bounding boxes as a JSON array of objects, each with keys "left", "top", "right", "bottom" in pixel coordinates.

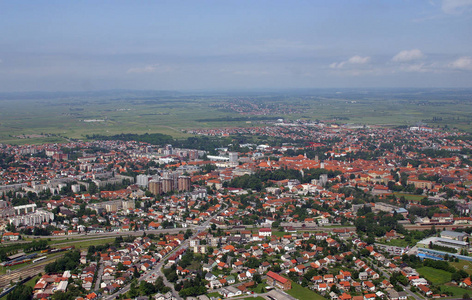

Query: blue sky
[{"left": 1, "top": 0, "right": 472, "bottom": 92}]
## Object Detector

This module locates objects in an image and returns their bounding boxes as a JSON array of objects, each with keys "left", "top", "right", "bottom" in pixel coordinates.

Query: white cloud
[
  {"left": 348, "top": 55, "right": 370, "bottom": 64},
  {"left": 127, "top": 64, "right": 159, "bottom": 74},
  {"left": 330, "top": 55, "right": 370, "bottom": 69},
  {"left": 392, "top": 49, "right": 424, "bottom": 62},
  {"left": 441, "top": 0, "right": 472, "bottom": 14},
  {"left": 449, "top": 56, "right": 472, "bottom": 70}
]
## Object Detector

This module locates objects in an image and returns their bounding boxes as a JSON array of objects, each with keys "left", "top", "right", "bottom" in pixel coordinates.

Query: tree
[
  {"left": 253, "top": 273, "right": 262, "bottom": 284},
  {"left": 88, "top": 182, "right": 98, "bottom": 195},
  {"left": 7, "top": 285, "right": 33, "bottom": 300}
]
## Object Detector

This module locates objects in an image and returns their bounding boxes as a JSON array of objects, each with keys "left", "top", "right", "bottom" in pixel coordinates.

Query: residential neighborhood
[{"left": 1, "top": 123, "right": 472, "bottom": 299}]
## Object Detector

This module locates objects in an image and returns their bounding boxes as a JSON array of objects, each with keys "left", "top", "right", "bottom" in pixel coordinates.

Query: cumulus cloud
[
  {"left": 449, "top": 56, "right": 472, "bottom": 70},
  {"left": 348, "top": 55, "right": 370, "bottom": 64},
  {"left": 441, "top": 0, "right": 472, "bottom": 14},
  {"left": 392, "top": 49, "right": 424, "bottom": 62},
  {"left": 127, "top": 64, "right": 159, "bottom": 74},
  {"left": 330, "top": 55, "right": 370, "bottom": 69}
]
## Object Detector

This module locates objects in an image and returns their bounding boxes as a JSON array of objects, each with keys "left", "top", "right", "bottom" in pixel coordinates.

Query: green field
[
  {"left": 1, "top": 89, "right": 472, "bottom": 144},
  {"left": 392, "top": 193, "right": 425, "bottom": 202},
  {"left": 206, "top": 292, "right": 221, "bottom": 298},
  {"left": 47, "top": 237, "right": 116, "bottom": 249},
  {"left": 417, "top": 266, "right": 452, "bottom": 285},
  {"left": 248, "top": 281, "right": 268, "bottom": 294},
  {"left": 286, "top": 282, "right": 327, "bottom": 300},
  {"left": 378, "top": 237, "right": 418, "bottom": 248},
  {"left": 451, "top": 260, "right": 472, "bottom": 276},
  {"left": 441, "top": 284, "right": 472, "bottom": 298}
]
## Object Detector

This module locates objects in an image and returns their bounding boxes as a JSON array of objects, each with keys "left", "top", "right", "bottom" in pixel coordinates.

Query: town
[{"left": 1, "top": 122, "right": 472, "bottom": 300}]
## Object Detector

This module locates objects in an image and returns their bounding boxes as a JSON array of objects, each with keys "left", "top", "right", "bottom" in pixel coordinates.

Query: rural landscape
[{"left": 1, "top": 88, "right": 472, "bottom": 145}]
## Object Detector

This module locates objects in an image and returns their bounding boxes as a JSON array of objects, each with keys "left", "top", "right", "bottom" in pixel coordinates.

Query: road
[
  {"left": 367, "top": 257, "right": 424, "bottom": 300},
  {"left": 104, "top": 204, "right": 226, "bottom": 300},
  {"left": 94, "top": 262, "right": 104, "bottom": 291}
]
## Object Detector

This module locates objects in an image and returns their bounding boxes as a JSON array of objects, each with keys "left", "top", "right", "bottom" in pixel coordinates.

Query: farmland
[{"left": 0, "top": 88, "right": 472, "bottom": 144}]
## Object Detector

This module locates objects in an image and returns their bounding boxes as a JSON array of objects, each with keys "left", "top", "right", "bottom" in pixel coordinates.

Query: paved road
[
  {"left": 94, "top": 261, "right": 105, "bottom": 291},
  {"left": 367, "top": 257, "right": 424, "bottom": 300}
]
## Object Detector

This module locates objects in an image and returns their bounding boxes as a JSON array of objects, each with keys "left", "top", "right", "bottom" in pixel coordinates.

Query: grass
[
  {"left": 248, "top": 281, "right": 267, "bottom": 294},
  {"left": 0, "top": 260, "right": 33, "bottom": 275},
  {"left": 24, "top": 275, "right": 40, "bottom": 288},
  {"left": 43, "top": 237, "right": 116, "bottom": 249},
  {"left": 1, "top": 90, "right": 472, "bottom": 144},
  {"left": 440, "top": 284, "right": 472, "bottom": 297},
  {"left": 378, "top": 237, "right": 418, "bottom": 248},
  {"left": 393, "top": 193, "right": 425, "bottom": 202},
  {"left": 286, "top": 281, "right": 327, "bottom": 300},
  {"left": 417, "top": 266, "right": 452, "bottom": 285},
  {"left": 272, "top": 231, "right": 287, "bottom": 238},
  {"left": 451, "top": 260, "right": 472, "bottom": 275},
  {"left": 206, "top": 292, "right": 221, "bottom": 298}
]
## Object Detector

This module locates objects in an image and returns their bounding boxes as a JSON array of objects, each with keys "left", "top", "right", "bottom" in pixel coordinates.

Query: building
[
  {"left": 149, "top": 180, "right": 162, "bottom": 195},
  {"left": 229, "top": 152, "right": 238, "bottom": 163},
  {"left": 9, "top": 210, "right": 54, "bottom": 227},
  {"left": 266, "top": 271, "right": 291, "bottom": 290},
  {"left": 177, "top": 176, "right": 191, "bottom": 192},
  {"left": 136, "top": 174, "right": 150, "bottom": 187},
  {"left": 161, "top": 178, "right": 174, "bottom": 193},
  {"left": 441, "top": 230, "right": 470, "bottom": 242},
  {"left": 259, "top": 228, "right": 272, "bottom": 237},
  {"left": 14, "top": 204, "right": 37, "bottom": 215}
]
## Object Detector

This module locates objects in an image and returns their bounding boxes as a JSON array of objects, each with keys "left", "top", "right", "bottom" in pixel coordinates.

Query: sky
[{"left": 1, "top": 0, "right": 472, "bottom": 92}]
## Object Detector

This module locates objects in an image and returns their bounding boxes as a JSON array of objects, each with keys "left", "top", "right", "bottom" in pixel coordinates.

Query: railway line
[{"left": 0, "top": 254, "right": 63, "bottom": 290}]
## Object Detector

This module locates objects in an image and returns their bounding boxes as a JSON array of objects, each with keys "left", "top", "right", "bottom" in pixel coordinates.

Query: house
[
  {"left": 316, "top": 283, "right": 328, "bottom": 292},
  {"left": 259, "top": 228, "right": 272, "bottom": 237},
  {"left": 364, "top": 294, "right": 376, "bottom": 300},
  {"left": 220, "top": 286, "right": 242, "bottom": 298},
  {"left": 205, "top": 273, "right": 217, "bottom": 281},
  {"left": 363, "top": 281, "right": 375, "bottom": 292},
  {"left": 460, "top": 277, "right": 472, "bottom": 288},
  {"left": 2, "top": 232, "right": 20, "bottom": 241},
  {"left": 209, "top": 280, "right": 222, "bottom": 289},
  {"left": 339, "top": 293, "right": 351, "bottom": 300},
  {"left": 266, "top": 271, "right": 291, "bottom": 290},
  {"left": 418, "top": 285, "right": 432, "bottom": 297}
]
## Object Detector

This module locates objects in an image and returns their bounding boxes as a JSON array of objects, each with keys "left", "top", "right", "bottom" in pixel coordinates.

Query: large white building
[{"left": 9, "top": 209, "right": 54, "bottom": 227}]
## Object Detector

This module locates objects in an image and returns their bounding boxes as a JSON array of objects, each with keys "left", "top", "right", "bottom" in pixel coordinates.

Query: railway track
[{"left": 0, "top": 255, "right": 62, "bottom": 290}]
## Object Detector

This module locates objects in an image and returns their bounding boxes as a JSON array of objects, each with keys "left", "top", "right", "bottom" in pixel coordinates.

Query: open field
[
  {"left": 441, "top": 284, "right": 472, "bottom": 298},
  {"left": 451, "top": 260, "right": 472, "bottom": 275},
  {"left": 286, "top": 282, "right": 326, "bottom": 300},
  {"left": 1, "top": 89, "right": 472, "bottom": 144},
  {"left": 392, "top": 193, "right": 426, "bottom": 202},
  {"left": 378, "top": 238, "right": 412, "bottom": 248},
  {"left": 417, "top": 266, "right": 452, "bottom": 285}
]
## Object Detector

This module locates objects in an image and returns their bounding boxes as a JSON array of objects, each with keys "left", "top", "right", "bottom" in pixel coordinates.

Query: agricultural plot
[{"left": 0, "top": 89, "right": 471, "bottom": 144}]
